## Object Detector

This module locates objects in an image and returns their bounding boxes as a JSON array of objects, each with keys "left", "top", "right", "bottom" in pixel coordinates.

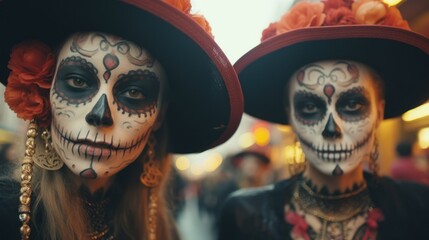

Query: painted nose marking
[{"left": 85, "top": 94, "right": 113, "bottom": 127}]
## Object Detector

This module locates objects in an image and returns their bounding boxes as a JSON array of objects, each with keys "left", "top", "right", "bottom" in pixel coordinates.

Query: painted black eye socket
[
  {"left": 65, "top": 75, "right": 90, "bottom": 89},
  {"left": 342, "top": 100, "right": 363, "bottom": 112},
  {"left": 113, "top": 70, "right": 160, "bottom": 116},
  {"left": 293, "top": 91, "right": 327, "bottom": 125},
  {"left": 300, "top": 102, "right": 319, "bottom": 114},
  {"left": 336, "top": 87, "right": 370, "bottom": 121},
  {"left": 118, "top": 88, "right": 146, "bottom": 100},
  {"left": 53, "top": 56, "right": 99, "bottom": 106}
]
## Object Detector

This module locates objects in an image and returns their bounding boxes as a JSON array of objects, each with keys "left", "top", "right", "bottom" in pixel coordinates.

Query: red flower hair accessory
[
  {"left": 285, "top": 211, "right": 310, "bottom": 240},
  {"left": 4, "top": 40, "right": 55, "bottom": 127},
  {"left": 261, "top": 0, "right": 410, "bottom": 41},
  {"left": 165, "top": 0, "right": 213, "bottom": 37},
  {"left": 363, "top": 208, "right": 384, "bottom": 240}
]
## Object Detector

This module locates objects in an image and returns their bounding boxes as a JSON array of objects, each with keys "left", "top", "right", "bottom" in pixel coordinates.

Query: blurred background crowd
[{"left": 1, "top": 0, "right": 428, "bottom": 239}]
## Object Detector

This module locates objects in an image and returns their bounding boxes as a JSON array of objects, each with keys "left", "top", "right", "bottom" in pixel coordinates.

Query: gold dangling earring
[
  {"left": 287, "top": 139, "right": 306, "bottom": 175},
  {"left": 140, "top": 134, "right": 162, "bottom": 240},
  {"left": 147, "top": 188, "right": 158, "bottom": 240},
  {"left": 140, "top": 135, "right": 162, "bottom": 187},
  {"left": 33, "top": 128, "right": 63, "bottom": 170},
  {"left": 19, "top": 120, "right": 38, "bottom": 240},
  {"left": 369, "top": 136, "right": 380, "bottom": 177}
]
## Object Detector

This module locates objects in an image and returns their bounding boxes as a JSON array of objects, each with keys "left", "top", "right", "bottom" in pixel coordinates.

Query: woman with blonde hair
[
  {"left": 0, "top": 0, "right": 243, "bottom": 239},
  {"left": 219, "top": 0, "right": 429, "bottom": 239}
]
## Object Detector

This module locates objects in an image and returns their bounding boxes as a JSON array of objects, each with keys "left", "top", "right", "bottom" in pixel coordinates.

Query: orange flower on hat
[
  {"left": 164, "top": 0, "right": 191, "bottom": 13},
  {"left": 277, "top": 1, "right": 326, "bottom": 35},
  {"left": 260, "top": 0, "right": 410, "bottom": 42},
  {"left": 383, "top": 6, "right": 410, "bottom": 29},
  {"left": 261, "top": 22, "right": 278, "bottom": 42},
  {"left": 353, "top": 0, "right": 387, "bottom": 24},
  {"left": 324, "top": 6, "right": 356, "bottom": 25},
  {"left": 192, "top": 14, "right": 214, "bottom": 38},
  {"left": 164, "top": 0, "right": 213, "bottom": 37},
  {"left": 5, "top": 40, "right": 55, "bottom": 127},
  {"left": 323, "top": 0, "right": 348, "bottom": 12}
]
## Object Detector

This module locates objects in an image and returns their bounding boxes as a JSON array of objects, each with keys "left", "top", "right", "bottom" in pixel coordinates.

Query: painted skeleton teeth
[
  {"left": 53, "top": 122, "right": 147, "bottom": 160},
  {"left": 335, "top": 153, "right": 340, "bottom": 161},
  {"left": 301, "top": 131, "right": 372, "bottom": 162}
]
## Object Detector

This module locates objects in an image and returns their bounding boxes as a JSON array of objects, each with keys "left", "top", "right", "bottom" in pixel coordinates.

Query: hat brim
[
  {"left": 0, "top": 0, "right": 243, "bottom": 153},
  {"left": 230, "top": 150, "right": 270, "bottom": 167},
  {"left": 235, "top": 25, "right": 429, "bottom": 125}
]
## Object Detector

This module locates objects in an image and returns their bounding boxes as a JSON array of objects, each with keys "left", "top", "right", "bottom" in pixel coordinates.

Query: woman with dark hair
[
  {"left": 219, "top": 0, "right": 429, "bottom": 239},
  {"left": 0, "top": 0, "right": 243, "bottom": 239}
]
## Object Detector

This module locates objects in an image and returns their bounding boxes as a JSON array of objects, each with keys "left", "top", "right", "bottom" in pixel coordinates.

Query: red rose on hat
[
  {"left": 7, "top": 40, "right": 54, "bottom": 89},
  {"left": 5, "top": 75, "right": 51, "bottom": 126},
  {"left": 5, "top": 41, "right": 54, "bottom": 127}
]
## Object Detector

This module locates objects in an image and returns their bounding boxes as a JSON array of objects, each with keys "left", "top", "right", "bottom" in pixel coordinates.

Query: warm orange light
[
  {"left": 276, "top": 125, "right": 292, "bottom": 133},
  {"left": 254, "top": 127, "right": 270, "bottom": 146},
  {"left": 239, "top": 132, "right": 255, "bottom": 148},
  {"left": 205, "top": 153, "right": 223, "bottom": 172},
  {"left": 382, "top": 0, "right": 403, "bottom": 6},
  {"left": 402, "top": 102, "right": 429, "bottom": 122},
  {"left": 283, "top": 142, "right": 305, "bottom": 164},
  {"left": 175, "top": 156, "right": 190, "bottom": 171},
  {"left": 418, "top": 127, "right": 429, "bottom": 149},
  {"left": 190, "top": 164, "right": 205, "bottom": 177}
]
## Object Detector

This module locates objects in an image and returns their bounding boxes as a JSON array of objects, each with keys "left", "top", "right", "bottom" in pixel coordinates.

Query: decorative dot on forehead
[
  {"left": 323, "top": 84, "right": 335, "bottom": 104},
  {"left": 103, "top": 53, "right": 120, "bottom": 81}
]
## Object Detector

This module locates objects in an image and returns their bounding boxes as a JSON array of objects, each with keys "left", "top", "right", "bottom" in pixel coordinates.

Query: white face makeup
[
  {"left": 287, "top": 60, "right": 382, "bottom": 176},
  {"left": 50, "top": 32, "right": 166, "bottom": 179}
]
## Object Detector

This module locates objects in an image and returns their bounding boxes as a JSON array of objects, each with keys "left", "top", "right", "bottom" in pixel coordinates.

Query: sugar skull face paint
[
  {"left": 50, "top": 32, "right": 167, "bottom": 179},
  {"left": 287, "top": 60, "right": 383, "bottom": 176}
]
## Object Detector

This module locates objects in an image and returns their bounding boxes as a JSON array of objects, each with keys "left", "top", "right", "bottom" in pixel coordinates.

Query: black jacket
[
  {"left": 218, "top": 173, "right": 429, "bottom": 240},
  {"left": 0, "top": 177, "right": 21, "bottom": 239}
]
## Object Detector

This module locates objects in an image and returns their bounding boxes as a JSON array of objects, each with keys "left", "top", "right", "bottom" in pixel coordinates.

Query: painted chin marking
[
  {"left": 80, "top": 168, "right": 97, "bottom": 179},
  {"left": 332, "top": 164, "right": 344, "bottom": 176},
  {"left": 300, "top": 132, "right": 371, "bottom": 162}
]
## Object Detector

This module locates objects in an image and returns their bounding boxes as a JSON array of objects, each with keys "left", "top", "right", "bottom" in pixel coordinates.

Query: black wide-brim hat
[
  {"left": 0, "top": 0, "right": 243, "bottom": 153},
  {"left": 235, "top": 25, "right": 429, "bottom": 125}
]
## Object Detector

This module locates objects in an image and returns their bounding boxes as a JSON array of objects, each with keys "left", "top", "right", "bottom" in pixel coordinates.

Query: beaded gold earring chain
[
  {"left": 148, "top": 188, "right": 158, "bottom": 240},
  {"left": 140, "top": 134, "right": 161, "bottom": 240},
  {"left": 18, "top": 120, "right": 38, "bottom": 240}
]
